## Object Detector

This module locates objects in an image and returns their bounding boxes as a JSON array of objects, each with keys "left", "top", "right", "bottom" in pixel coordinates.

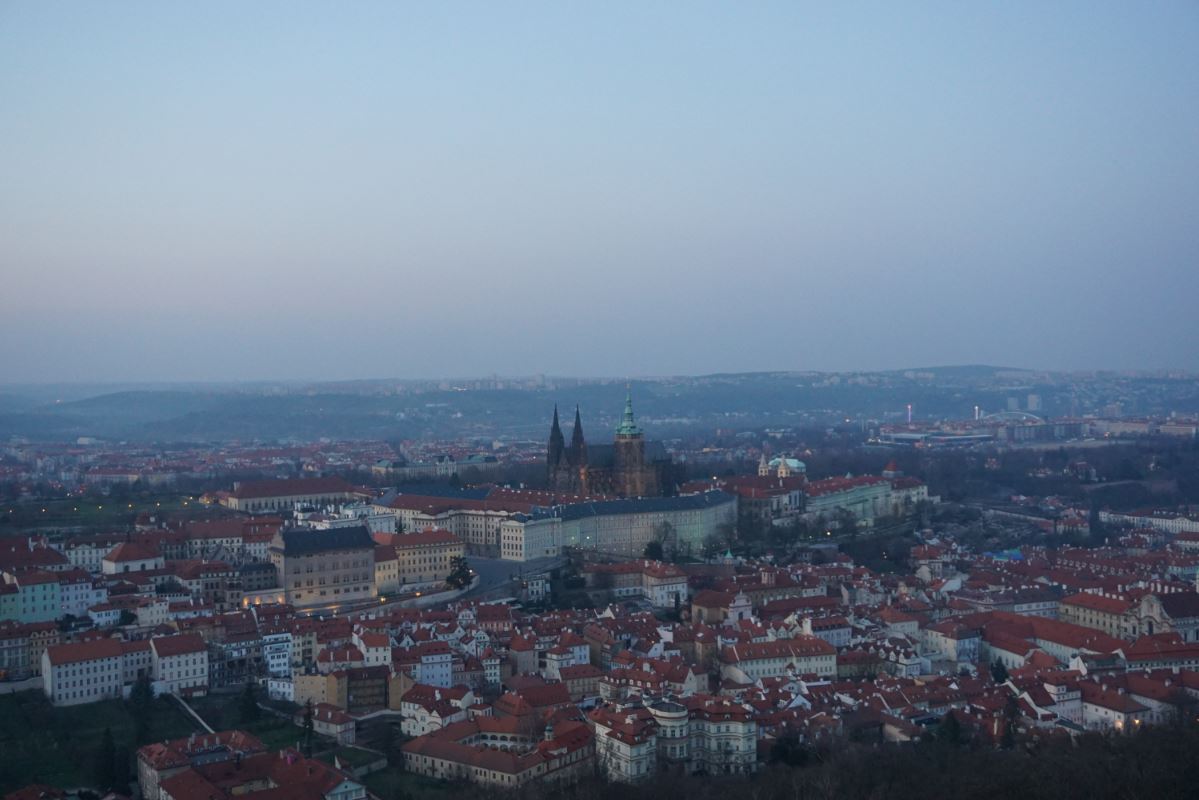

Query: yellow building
[
  {"left": 374, "top": 529, "right": 465, "bottom": 590},
  {"left": 1059, "top": 593, "right": 1133, "bottom": 639},
  {"left": 269, "top": 526, "right": 376, "bottom": 608}
]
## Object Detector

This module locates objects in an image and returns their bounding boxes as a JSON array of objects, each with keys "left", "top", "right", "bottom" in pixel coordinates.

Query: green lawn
[
  {"left": 186, "top": 693, "right": 313, "bottom": 752},
  {"left": 0, "top": 493, "right": 202, "bottom": 533},
  {"left": 362, "top": 767, "right": 462, "bottom": 800},
  {"left": 322, "top": 746, "right": 386, "bottom": 769},
  {"left": 262, "top": 696, "right": 301, "bottom": 716},
  {"left": 0, "top": 689, "right": 200, "bottom": 794}
]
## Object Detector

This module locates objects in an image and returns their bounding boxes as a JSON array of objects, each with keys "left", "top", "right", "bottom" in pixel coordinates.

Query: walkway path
[{"left": 170, "top": 692, "right": 215, "bottom": 733}]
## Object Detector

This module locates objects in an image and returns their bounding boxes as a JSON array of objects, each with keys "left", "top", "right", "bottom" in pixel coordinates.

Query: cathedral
[{"left": 546, "top": 392, "right": 669, "bottom": 498}]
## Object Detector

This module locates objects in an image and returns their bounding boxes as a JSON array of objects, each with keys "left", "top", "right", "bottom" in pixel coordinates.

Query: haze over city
[
  {"left": 3, "top": 2, "right": 1198, "bottom": 383},
  {"left": 7, "top": 5, "right": 1199, "bottom": 798}
]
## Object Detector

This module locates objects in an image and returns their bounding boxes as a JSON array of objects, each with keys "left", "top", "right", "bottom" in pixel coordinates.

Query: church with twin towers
[{"left": 546, "top": 391, "right": 670, "bottom": 498}]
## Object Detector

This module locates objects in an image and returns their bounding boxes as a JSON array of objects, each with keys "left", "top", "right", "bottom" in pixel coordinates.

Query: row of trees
[
  {"left": 88, "top": 679, "right": 270, "bottom": 794},
  {"left": 395, "top": 719, "right": 1199, "bottom": 800}
]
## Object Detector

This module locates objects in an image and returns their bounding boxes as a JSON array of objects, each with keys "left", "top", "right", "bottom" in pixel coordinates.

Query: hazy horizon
[
  {"left": 4, "top": 363, "right": 1197, "bottom": 395},
  {"left": 4, "top": 2, "right": 1197, "bottom": 383}
]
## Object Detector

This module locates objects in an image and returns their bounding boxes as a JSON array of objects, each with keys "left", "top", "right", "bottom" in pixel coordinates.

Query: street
[{"left": 463, "top": 554, "right": 567, "bottom": 599}]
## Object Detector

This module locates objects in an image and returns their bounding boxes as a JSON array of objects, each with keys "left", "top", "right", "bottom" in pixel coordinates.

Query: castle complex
[{"left": 546, "top": 392, "right": 668, "bottom": 498}]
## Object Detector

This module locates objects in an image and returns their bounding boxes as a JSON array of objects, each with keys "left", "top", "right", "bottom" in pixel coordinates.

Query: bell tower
[{"left": 613, "top": 388, "right": 652, "bottom": 497}]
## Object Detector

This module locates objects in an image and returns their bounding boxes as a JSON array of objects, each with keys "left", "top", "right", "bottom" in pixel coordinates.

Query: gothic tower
[
  {"left": 613, "top": 389, "right": 653, "bottom": 497},
  {"left": 570, "top": 405, "right": 587, "bottom": 465},
  {"left": 569, "top": 405, "right": 588, "bottom": 493},
  {"left": 547, "top": 405, "right": 565, "bottom": 476}
]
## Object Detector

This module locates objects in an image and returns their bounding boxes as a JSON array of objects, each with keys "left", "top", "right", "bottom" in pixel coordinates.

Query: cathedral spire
[
  {"left": 570, "top": 404, "right": 587, "bottom": 467},
  {"left": 571, "top": 405, "right": 585, "bottom": 447},
  {"left": 616, "top": 387, "right": 641, "bottom": 436},
  {"left": 547, "top": 404, "right": 565, "bottom": 468}
]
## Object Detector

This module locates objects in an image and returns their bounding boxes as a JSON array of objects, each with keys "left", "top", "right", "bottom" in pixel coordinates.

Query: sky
[{"left": 2, "top": 2, "right": 1198, "bottom": 383}]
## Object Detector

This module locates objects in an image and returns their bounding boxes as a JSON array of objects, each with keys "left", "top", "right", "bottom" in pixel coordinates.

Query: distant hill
[
  {"left": 1, "top": 368, "right": 1197, "bottom": 442},
  {"left": 876, "top": 365, "right": 1030, "bottom": 380}
]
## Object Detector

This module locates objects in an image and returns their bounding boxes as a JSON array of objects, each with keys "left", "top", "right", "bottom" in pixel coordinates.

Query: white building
[
  {"left": 922, "top": 621, "right": 981, "bottom": 663},
  {"left": 591, "top": 696, "right": 758, "bottom": 782},
  {"left": 150, "top": 633, "right": 209, "bottom": 696},
  {"left": 719, "top": 637, "right": 837, "bottom": 682},
  {"left": 590, "top": 707, "right": 657, "bottom": 782},
  {"left": 262, "top": 630, "right": 293, "bottom": 677},
  {"left": 1080, "top": 682, "right": 1149, "bottom": 732},
  {"left": 267, "top": 677, "right": 294, "bottom": 702},
  {"left": 57, "top": 569, "right": 106, "bottom": 618},
  {"left": 558, "top": 492, "right": 738, "bottom": 559},
  {"left": 499, "top": 515, "right": 561, "bottom": 562},
  {"left": 687, "top": 697, "right": 757, "bottom": 775},
  {"left": 399, "top": 683, "right": 472, "bottom": 737},
  {"left": 101, "top": 542, "right": 165, "bottom": 575},
  {"left": 1100, "top": 510, "right": 1199, "bottom": 535},
  {"left": 42, "top": 639, "right": 125, "bottom": 706}
]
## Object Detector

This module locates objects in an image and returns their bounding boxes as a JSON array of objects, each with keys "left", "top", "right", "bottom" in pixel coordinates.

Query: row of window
[
  {"left": 292, "top": 585, "right": 370, "bottom": 599},
  {"left": 303, "top": 559, "right": 368, "bottom": 570},
  {"left": 55, "top": 686, "right": 119, "bottom": 702},
  {"left": 58, "top": 676, "right": 118, "bottom": 689},
  {"left": 57, "top": 661, "right": 117, "bottom": 677},
  {"left": 292, "top": 574, "right": 369, "bottom": 588}
]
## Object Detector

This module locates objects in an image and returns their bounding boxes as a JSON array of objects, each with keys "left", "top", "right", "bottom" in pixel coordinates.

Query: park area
[
  {"left": 363, "top": 766, "right": 461, "bottom": 800},
  {"left": 185, "top": 692, "right": 312, "bottom": 752},
  {"left": 0, "top": 687, "right": 391, "bottom": 797},
  {"left": 0, "top": 689, "right": 199, "bottom": 794},
  {"left": 0, "top": 492, "right": 205, "bottom": 533}
]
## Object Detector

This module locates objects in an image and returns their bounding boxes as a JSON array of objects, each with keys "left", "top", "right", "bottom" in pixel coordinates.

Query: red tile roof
[
  {"left": 230, "top": 477, "right": 354, "bottom": 500},
  {"left": 105, "top": 541, "right": 161, "bottom": 562},
  {"left": 45, "top": 638, "right": 123, "bottom": 666},
  {"left": 1061, "top": 592, "right": 1132, "bottom": 615},
  {"left": 152, "top": 633, "right": 206, "bottom": 658}
]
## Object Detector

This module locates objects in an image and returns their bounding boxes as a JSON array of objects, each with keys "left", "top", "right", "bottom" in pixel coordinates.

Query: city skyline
[{"left": 5, "top": 4, "right": 1199, "bottom": 796}]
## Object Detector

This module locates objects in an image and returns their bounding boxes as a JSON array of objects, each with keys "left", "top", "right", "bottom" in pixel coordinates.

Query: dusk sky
[{"left": 2, "top": 2, "right": 1197, "bottom": 383}]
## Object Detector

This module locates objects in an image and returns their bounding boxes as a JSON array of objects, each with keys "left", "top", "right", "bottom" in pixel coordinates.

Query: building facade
[
  {"left": 269, "top": 526, "right": 376, "bottom": 608},
  {"left": 224, "top": 477, "right": 357, "bottom": 514}
]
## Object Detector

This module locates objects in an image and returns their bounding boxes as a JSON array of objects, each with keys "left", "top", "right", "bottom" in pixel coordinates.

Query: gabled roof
[
  {"left": 1079, "top": 681, "right": 1149, "bottom": 714},
  {"left": 45, "top": 638, "right": 123, "bottom": 666},
  {"left": 105, "top": 541, "right": 161, "bottom": 562},
  {"left": 152, "top": 633, "right": 206, "bottom": 658},
  {"left": 1061, "top": 592, "right": 1131, "bottom": 615},
  {"left": 137, "top": 730, "right": 265, "bottom": 770}
]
